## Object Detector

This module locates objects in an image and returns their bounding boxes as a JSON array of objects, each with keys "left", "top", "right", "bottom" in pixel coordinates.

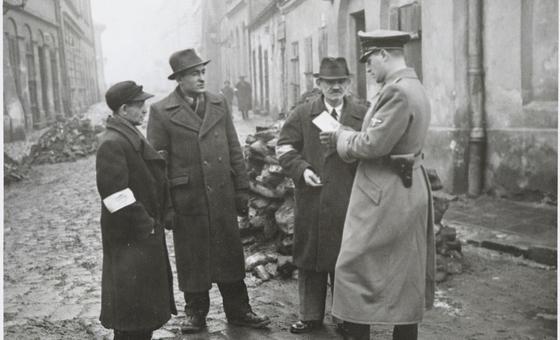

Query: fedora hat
[
  {"left": 168, "top": 48, "right": 210, "bottom": 80},
  {"left": 313, "top": 57, "right": 351, "bottom": 79}
]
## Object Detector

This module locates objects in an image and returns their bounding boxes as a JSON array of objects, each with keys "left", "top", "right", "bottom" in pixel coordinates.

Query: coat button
[
  {"left": 203, "top": 160, "right": 209, "bottom": 166},
  {"left": 207, "top": 185, "right": 212, "bottom": 192},
  {"left": 214, "top": 132, "right": 219, "bottom": 137},
  {"left": 218, "top": 156, "right": 223, "bottom": 162}
]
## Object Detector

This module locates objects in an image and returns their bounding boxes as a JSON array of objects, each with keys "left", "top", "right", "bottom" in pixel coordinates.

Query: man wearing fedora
[
  {"left": 96, "top": 81, "right": 177, "bottom": 340},
  {"left": 321, "top": 30, "right": 435, "bottom": 340},
  {"left": 276, "top": 57, "right": 367, "bottom": 334},
  {"left": 147, "top": 49, "right": 270, "bottom": 333}
]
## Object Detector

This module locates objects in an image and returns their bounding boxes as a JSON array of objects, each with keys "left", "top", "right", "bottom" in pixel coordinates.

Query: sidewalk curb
[{"left": 445, "top": 220, "right": 557, "bottom": 266}]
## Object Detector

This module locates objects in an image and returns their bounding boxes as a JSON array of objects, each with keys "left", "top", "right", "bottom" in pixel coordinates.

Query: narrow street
[{"left": 4, "top": 108, "right": 556, "bottom": 340}]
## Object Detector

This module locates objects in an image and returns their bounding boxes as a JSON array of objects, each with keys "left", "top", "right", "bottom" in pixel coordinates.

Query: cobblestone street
[{"left": 4, "top": 110, "right": 557, "bottom": 339}]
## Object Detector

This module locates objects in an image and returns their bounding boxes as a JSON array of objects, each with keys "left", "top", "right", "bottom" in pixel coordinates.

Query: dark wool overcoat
[
  {"left": 96, "top": 116, "right": 176, "bottom": 331},
  {"left": 235, "top": 80, "right": 252, "bottom": 111},
  {"left": 147, "top": 88, "right": 249, "bottom": 292},
  {"left": 277, "top": 95, "right": 367, "bottom": 271}
]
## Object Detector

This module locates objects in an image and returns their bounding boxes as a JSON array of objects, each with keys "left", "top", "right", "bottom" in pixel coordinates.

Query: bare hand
[
  {"left": 319, "top": 131, "right": 336, "bottom": 149},
  {"left": 303, "top": 168, "right": 322, "bottom": 187}
]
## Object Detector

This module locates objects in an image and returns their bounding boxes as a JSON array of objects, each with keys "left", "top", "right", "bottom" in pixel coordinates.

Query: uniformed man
[
  {"left": 147, "top": 49, "right": 270, "bottom": 333},
  {"left": 96, "top": 81, "right": 177, "bottom": 340},
  {"left": 277, "top": 57, "right": 367, "bottom": 334},
  {"left": 320, "top": 30, "right": 435, "bottom": 340}
]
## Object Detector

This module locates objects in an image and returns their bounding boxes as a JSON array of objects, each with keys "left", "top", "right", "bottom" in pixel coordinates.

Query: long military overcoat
[
  {"left": 147, "top": 88, "right": 248, "bottom": 292},
  {"left": 96, "top": 116, "right": 176, "bottom": 331},
  {"left": 277, "top": 96, "right": 367, "bottom": 271},
  {"left": 331, "top": 68, "right": 435, "bottom": 324}
]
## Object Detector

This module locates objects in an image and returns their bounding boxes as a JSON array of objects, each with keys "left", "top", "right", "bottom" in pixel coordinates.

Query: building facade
[
  {"left": 3, "top": 0, "right": 101, "bottom": 141},
  {"left": 201, "top": 0, "right": 558, "bottom": 196}
]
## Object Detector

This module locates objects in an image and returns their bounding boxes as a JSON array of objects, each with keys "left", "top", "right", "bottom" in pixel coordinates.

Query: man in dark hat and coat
[
  {"left": 96, "top": 81, "right": 177, "bottom": 340},
  {"left": 321, "top": 30, "right": 435, "bottom": 340},
  {"left": 147, "top": 48, "right": 270, "bottom": 333},
  {"left": 235, "top": 76, "right": 252, "bottom": 120},
  {"left": 276, "top": 57, "right": 367, "bottom": 334}
]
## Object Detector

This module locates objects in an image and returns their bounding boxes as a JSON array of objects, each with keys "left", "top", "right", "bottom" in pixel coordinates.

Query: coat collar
[
  {"left": 106, "top": 116, "right": 163, "bottom": 161},
  {"left": 384, "top": 67, "right": 418, "bottom": 86},
  {"left": 165, "top": 87, "right": 225, "bottom": 137}
]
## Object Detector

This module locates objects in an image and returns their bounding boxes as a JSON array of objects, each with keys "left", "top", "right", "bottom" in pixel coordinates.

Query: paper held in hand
[{"left": 312, "top": 111, "right": 341, "bottom": 132}]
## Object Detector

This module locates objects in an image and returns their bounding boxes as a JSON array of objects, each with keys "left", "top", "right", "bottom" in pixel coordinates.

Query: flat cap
[
  {"left": 358, "top": 29, "right": 411, "bottom": 62},
  {"left": 105, "top": 81, "right": 154, "bottom": 111}
]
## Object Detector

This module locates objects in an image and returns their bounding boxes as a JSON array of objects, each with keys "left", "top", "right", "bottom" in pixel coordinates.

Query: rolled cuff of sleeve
[{"left": 336, "top": 130, "right": 357, "bottom": 163}]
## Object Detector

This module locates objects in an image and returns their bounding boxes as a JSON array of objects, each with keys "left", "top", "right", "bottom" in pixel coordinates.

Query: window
[
  {"left": 290, "top": 41, "right": 300, "bottom": 105},
  {"left": 304, "top": 36, "right": 313, "bottom": 91}
]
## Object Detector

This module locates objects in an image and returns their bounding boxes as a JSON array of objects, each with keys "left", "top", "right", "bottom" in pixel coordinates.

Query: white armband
[
  {"left": 276, "top": 144, "right": 296, "bottom": 159},
  {"left": 103, "top": 188, "right": 136, "bottom": 213}
]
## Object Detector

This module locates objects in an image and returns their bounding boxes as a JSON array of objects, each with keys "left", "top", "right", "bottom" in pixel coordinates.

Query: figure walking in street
[
  {"left": 96, "top": 81, "right": 177, "bottom": 340},
  {"left": 277, "top": 57, "right": 367, "bottom": 334},
  {"left": 320, "top": 30, "right": 435, "bottom": 340},
  {"left": 235, "top": 75, "right": 252, "bottom": 120},
  {"left": 147, "top": 48, "right": 270, "bottom": 334},
  {"left": 220, "top": 80, "right": 235, "bottom": 108}
]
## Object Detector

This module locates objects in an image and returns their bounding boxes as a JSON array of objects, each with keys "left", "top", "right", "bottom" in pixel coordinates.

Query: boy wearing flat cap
[
  {"left": 277, "top": 57, "right": 367, "bottom": 334},
  {"left": 96, "top": 81, "right": 177, "bottom": 340},
  {"left": 147, "top": 49, "right": 270, "bottom": 333},
  {"left": 320, "top": 30, "right": 435, "bottom": 340}
]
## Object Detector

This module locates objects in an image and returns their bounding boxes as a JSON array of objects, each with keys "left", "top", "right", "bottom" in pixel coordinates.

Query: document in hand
[{"left": 312, "top": 111, "right": 341, "bottom": 132}]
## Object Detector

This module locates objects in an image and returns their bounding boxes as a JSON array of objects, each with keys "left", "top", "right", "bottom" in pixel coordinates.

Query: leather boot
[{"left": 181, "top": 292, "right": 209, "bottom": 334}]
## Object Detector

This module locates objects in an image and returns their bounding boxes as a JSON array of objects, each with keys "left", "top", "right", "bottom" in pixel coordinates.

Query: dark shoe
[
  {"left": 290, "top": 320, "right": 322, "bottom": 334},
  {"left": 180, "top": 313, "right": 207, "bottom": 334},
  {"left": 228, "top": 311, "right": 271, "bottom": 328}
]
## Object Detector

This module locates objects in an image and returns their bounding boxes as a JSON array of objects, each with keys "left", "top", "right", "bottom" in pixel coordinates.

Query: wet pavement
[{"left": 4, "top": 105, "right": 557, "bottom": 339}]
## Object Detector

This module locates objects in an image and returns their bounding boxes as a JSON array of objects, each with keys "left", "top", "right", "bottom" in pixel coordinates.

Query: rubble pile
[
  {"left": 241, "top": 126, "right": 464, "bottom": 284},
  {"left": 29, "top": 116, "right": 104, "bottom": 165},
  {"left": 4, "top": 153, "right": 31, "bottom": 184},
  {"left": 428, "top": 168, "right": 463, "bottom": 282}
]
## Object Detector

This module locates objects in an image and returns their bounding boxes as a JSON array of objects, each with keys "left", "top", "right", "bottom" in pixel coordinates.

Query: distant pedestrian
[
  {"left": 277, "top": 57, "right": 367, "bottom": 334},
  {"left": 235, "top": 75, "right": 252, "bottom": 120},
  {"left": 147, "top": 48, "right": 270, "bottom": 334},
  {"left": 96, "top": 81, "right": 177, "bottom": 340},
  {"left": 320, "top": 30, "right": 435, "bottom": 340},
  {"left": 220, "top": 80, "right": 235, "bottom": 108}
]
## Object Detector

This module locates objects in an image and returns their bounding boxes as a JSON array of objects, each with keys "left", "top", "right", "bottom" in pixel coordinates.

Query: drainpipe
[{"left": 467, "top": 0, "right": 486, "bottom": 196}]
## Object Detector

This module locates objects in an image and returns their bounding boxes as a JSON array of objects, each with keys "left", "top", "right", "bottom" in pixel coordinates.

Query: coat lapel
[
  {"left": 199, "top": 92, "right": 226, "bottom": 138},
  {"left": 106, "top": 116, "right": 164, "bottom": 163},
  {"left": 167, "top": 89, "right": 202, "bottom": 133}
]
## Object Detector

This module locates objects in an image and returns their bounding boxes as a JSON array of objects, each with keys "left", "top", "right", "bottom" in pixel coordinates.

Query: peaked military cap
[
  {"left": 105, "top": 81, "right": 154, "bottom": 111},
  {"left": 358, "top": 30, "right": 411, "bottom": 62}
]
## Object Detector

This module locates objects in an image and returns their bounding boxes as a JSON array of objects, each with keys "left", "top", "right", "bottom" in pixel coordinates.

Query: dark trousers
[
  {"left": 114, "top": 329, "right": 152, "bottom": 340},
  {"left": 343, "top": 322, "right": 418, "bottom": 340},
  {"left": 184, "top": 280, "right": 250, "bottom": 318},
  {"left": 298, "top": 268, "right": 334, "bottom": 321}
]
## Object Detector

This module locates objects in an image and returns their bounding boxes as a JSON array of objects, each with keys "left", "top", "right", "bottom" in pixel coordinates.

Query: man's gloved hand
[
  {"left": 163, "top": 208, "right": 175, "bottom": 230},
  {"left": 235, "top": 190, "right": 250, "bottom": 216}
]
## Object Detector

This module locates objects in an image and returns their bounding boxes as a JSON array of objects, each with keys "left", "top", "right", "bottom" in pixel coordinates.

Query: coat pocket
[
  {"left": 357, "top": 182, "right": 382, "bottom": 205},
  {"left": 169, "top": 175, "right": 206, "bottom": 216}
]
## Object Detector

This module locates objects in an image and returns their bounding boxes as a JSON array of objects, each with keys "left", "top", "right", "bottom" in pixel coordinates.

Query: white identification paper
[
  {"left": 103, "top": 188, "right": 136, "bottom": 213},
  {"left": 312, "top": 111, "right": 341, "bottom": 132}
]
